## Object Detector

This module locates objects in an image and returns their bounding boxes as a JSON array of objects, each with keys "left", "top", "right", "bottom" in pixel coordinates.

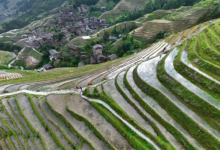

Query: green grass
[
  {"left": 156, "top": 49, "right": 220, "bottom": 149},
  {"left": 0, "top": 99, "right": 22, "bottom": 135},
  {"left": 29, "top": 49, "right": 42, "bottom": 60},
  {"left": 188, "top": 36, "right": 220, "bottom": 81},
  {"left": 0, "top": 51, "right": 15, "bottom": 66},
  {"left": 85, "top": 83, "right": 174, "bottom": 150},
  {"left": 27, "top": 95, "right": 65, "bottom": 150},
  {"left": 205, "top": 25, "right": 220, "bottom": 51},
  {"left": 196, "top": 32, "right": 220, "bottom": 67},
  {"left": 172, "top": 35, "right": 220, "bottom": 134},
  {"left": 175, "top": 40, "right": 220, "bottom": 98},
  {"left": 91, "top": 102, "right": 156, "bottom": 150},
  {"left": 8, "top": 136, "right": 16, "bottom": 150},
  {"left": 66, "top": 103, "right": 114, "bottom": 150},
  {"left": 114, "top": 72, "right": 175, "bottom": 150},
  {"left": 0, "top": 55, "right": 130, "bottom": 86},
  {"left": 39, "top": 97, "right": 76, "bottom": 149},
  {"left": 46, "top": 96, "right": 94, "bottom": 150},
  {"left": 123, "top": 69, "right": 195, "bottom": 150},
  {"left": 14, "top": 96, "right": 47, "bottom": 150}
]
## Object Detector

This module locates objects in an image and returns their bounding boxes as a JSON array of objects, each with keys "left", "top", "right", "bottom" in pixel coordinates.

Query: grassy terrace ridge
[
  {"left": 0, "top": 100, "right": 20, "bottom": 136},
  {"left": 39, "top": 97, "right": 79, "bottom": 149},
  {"left": 15, "top": 94, "right": 48, "bottom": 150},
  {"left": 0, "top": 96, "right": 40, "bottom": 149},
  {"left": 206, "top": 25, "right": 220, "bottom": 52},
  {"left": 7, "top": 97, "right": 40, "bottom": 149},
  {"left": 156, "top": 49, "right": 220, "bottom": 149},
  {"left": 7, "top": 97, "right": 34, "bottom": 136},
  {"left": 84, "top": 85, "right": 168, "bottom": 149},
  {"left": 196, "top": 32, "right": 220, "bottom": 67},
  {"left": 188, "top": 36, "right": 220, "bottom": 81},
  {"left": 203, "top": 27, "right": 220, "bottom": 55},
  {"left": 123, "top": 68, "right": 195, "bottom": 150},
  {"left": 0, "top": 55, "right": 130, "bottom": 86},
  {"left": 28, "top": 95, "right": 67, "bottom": 150},
  {"left": 114, "top": 72, "right": 175, "bottom": 150},
  {"left": 66, "top": 94, "right": 134, "bottom": 150},
  {"left": 0, "top": 99, "right": 22, "bottom": 135},
  {"left": 90, "top": 102, "right": 155, "bottom": 150},
  {"left": 66, "top": 96, "right": 114, "bottom": 150},
  {"left": 46, "top": 94, "right": 98, "bottom": 150},
  {"left": 174, "top": 41, "right": 220, "bottom": 129}
]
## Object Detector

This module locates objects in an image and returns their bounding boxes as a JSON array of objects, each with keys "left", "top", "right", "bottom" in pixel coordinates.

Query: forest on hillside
[
  {"left": 0, "top": 0, "right": 203, "bottom": 34},
  {"left": 111, "top": 0, "right": 203, "bottom": 24}
]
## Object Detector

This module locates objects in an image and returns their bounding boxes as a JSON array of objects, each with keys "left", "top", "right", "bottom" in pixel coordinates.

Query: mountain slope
[{"left": 0, "top": 18, "right": 220, "bottom": 150}]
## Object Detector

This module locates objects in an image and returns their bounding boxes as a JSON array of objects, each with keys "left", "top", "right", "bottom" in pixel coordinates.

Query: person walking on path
[{"left": 80, "top": 87, "right": 83, "bottom": 94}]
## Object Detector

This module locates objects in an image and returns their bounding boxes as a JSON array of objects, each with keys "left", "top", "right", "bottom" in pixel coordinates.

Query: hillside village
[
  {"left": 1, "top": 0, "right": 220, "bottom": 150},
  {"left": 15, "top": 4, "right": 121, "bottom": 71}
]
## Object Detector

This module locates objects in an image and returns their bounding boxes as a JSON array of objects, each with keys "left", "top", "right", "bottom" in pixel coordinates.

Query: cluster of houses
[
  {"left": 23, "top": 29, "right": 60, "bottom": 48},
  {"left": 90, "top": 44, "right": 118, "bottom": 64},
  {"left": 20, "top": 4, "right": 119, "bottom": 71},
  {"left": 0, "top": 10, "right": 15, "bottom": 20},
  {"left": 55, "top": 5, "right": 109, "bottom": 36},
  {"left": 21, "top": 5, "right": 109, "bottom": 49}
]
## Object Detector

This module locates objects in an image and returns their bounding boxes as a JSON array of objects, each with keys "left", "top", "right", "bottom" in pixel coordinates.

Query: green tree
[
  {"left": 112, "top": 26, "right": 118, "bottom": 36},
  {"left": 103, "top": 31, "right": 110, "bottom": 42}
]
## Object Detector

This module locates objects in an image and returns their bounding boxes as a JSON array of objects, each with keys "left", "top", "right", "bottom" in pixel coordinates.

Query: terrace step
[
  {"left": 67, "top": 94, "right": 132, "bottom": 150},
  {"left": 203, "top": 29, "right": 220, "bottom": 55},
  {"left": 0, "top": 85, "right": 14, "bottom": 94},
  {"left": 0, "top": 99, "right": 20, "bottom": 135},
  {"left": 58, "top": 78, "right": 80, "bottom": 90},
  {"left": 103, "top": 80, "right": 157, "bottom": 136},
  {"left": 46, "top": 94, "right": 108, "bottom": 150},
  {"left": 77, "top": 74, "right": 103, "bottom": 87},
  {"left": 137, "top": 55, "right": 220, "bottom": 144},
  {"left": 28, "top": 84, "right": 44, "bottom": 91},
  {"left": 33, "top": 137, "right": 44, "bottom": 150},
  {"left": 196, "top": 33, "right": 220, "bottom": 67},
  {"left": 2, "top": 98, "right": 27, "bottom": 135},
  {"left": 125, "top": 66, "right": 203, "bottom": 149},
  {"left": 81, "top": 143, "right": 92, "bottom": 150},
  {"left": 16, "top": 94, "right": 61, "bottom": 150},
  {"left": 181, "top": 50, "right": 220, "bottom": 85},
  {"left": 8, "top": 97, "right": 33, "bottom": 136},
  {"left": 188, "top": 37, "right": 220, "bottom": 81},
  {"left": 39, "top": 97, "right": 81, "bottom": 148},
  {"left": 91, "top": 73, "right": 108, "bottom": 85},
  {"left": 38, "top": 78, "right": 78, "bottom": 91},
  {"left": 5, "top": 137, "right": 13, "bottom": 150},
  {"left": 18, "top": 135, "right": 29, "bottom": 150},
  {"left": 165, "top": 49, "right": 220, "bottom": 111},
  {"left": 0, "top": 140, "right": 5, "bottom": 150},
  {"left": 27, "top": 138, "right": 37, "bottom": 150},
  {"left": 96, "top": 85, "right": 103, "bottom": 93},
  {"left": 0, "top": 117, "right": 9, "bottom": 133},
  {"left": 31, "top": 97, "right": 73, "bottom": 150},
  {"left": 4, "top": 85, "right": 22, "bottom": 93},
  {"left": 19, "top": 85, "right": 30, "bottom": 90},
  {"left": 117, "top": 71, "right": 183, "bottom": 150},
  {"left": 11, "top": 136, "right": 23, "bottom": 150}
]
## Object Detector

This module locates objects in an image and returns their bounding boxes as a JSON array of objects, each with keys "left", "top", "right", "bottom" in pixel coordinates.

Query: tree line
[{"left": 111, "top": 0, "right": 202, "bottom": 25}]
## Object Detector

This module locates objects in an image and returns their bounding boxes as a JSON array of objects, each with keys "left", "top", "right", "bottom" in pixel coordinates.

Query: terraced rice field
[
  {"left": 0, "top": 71, "right": 22, "bottom": 82},
  {"left": 0, "top": 19, "right": 220, "bottom": 149}
]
